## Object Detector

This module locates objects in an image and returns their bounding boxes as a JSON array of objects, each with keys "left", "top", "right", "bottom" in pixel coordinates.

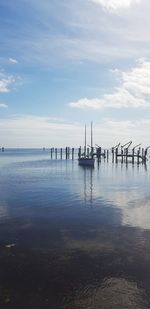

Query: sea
[{"left": 0, "top": 148, "right": 150, "bottom": 308}]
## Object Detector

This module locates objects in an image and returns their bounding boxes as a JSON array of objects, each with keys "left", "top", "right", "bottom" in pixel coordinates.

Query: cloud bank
[
  {"left": 69, "top": 59, "right": 150, "bottom": 109},
  {"left": 0, "top": 115, "right": 150, "bottom": 148}
]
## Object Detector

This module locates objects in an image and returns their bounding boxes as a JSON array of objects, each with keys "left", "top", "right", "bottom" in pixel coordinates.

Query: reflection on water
[
  {"left": 0, "top": 149, "right": 150, "bottom": 308},
  {"left": 80, "top": 166, "right": 94, "bottom": 205}
]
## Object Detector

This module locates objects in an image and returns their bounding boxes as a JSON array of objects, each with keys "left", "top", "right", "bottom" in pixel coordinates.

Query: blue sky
[{"left": 1, "top": 0, "right": 150, "bottom": 147}]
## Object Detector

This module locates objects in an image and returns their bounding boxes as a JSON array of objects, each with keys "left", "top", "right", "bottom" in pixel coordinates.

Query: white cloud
[
  {"left": 0, "top": 103, "right": 8, "bottom": 108},
  {"left": 0, "top": 73, "right": 16, "bottom": 93},
  {"left": 1, "top": 0, "right": 146, "bottom": 68},
  {"left": 90, "top": 0, "right": 141, "bottom": 12},
  {"left": 1, "top": 0, "right": 149, "bottom": 68},
  {"left": 69, "top": 59, "right": 150, "bottom": 109},
  {"left": 9, "top": 58, "right": 18, "bottom": 64}
]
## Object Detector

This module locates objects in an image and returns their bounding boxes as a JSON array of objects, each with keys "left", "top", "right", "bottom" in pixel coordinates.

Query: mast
[
  {"left": 91, "top": 121, "right": 93, "bottom": 149},
  {"left": 85, "top": 124, "right": 86, "bottom": 157}
]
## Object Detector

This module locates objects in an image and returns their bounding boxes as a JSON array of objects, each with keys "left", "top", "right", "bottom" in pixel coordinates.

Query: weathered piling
[
  {"left": 97, "top": 147, "right": 101, "bottom": 161},
  {"left": 55, "top": 148, "right": 57, "bottom": 159},
  {"left": 47, "top": 143, "right": 149, "bottom": 165},
  {"left": 125, "top": 148, "right": 128, "bottom": 164},
  {"left": 115, "top": 148, "right": 118, "bottom": 164},
  {"left": 107, "top": 150, "right": 109, "bottom": 161},
  {"left": 121, "top": 149, "right": 123, "bottom": 164},
  {"left": 137, "top": 149, "right": 140, "bottom": 165},
  {"left": 65, "top": 147, "right": 68, "bottom": 160},
  {"left": 72, "top": 148, "right": 74, "bottom": 160},
  {"left": 50, "top": 148, "right": 53, "bottom": 159},
  {"left": 60, "top": 148, "right": 63, "bottom": 160},
  {"left": 132, "top": 148, "right": 135, "bottom": 164},
  {"left": 68, "top": 147, "right": 70, "bottom": 159},
  {"left": 104, "top": 149, "right": 106, "bottom": 159},
  {"left": 112, "top": 148, "right": 114, "bottom": 162}
]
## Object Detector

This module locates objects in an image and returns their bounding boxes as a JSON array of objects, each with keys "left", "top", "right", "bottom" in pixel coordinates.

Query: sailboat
[{"left": 78, "top": 122, "right": 95, "bottom": 166}]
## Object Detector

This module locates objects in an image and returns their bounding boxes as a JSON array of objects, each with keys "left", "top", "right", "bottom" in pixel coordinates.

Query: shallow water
[{"left": 0, "top": 149, "right": 150, "bottom": 308}]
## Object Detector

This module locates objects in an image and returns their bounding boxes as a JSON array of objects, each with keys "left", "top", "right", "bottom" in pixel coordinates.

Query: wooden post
[
  {"left": 104, "top": 149, "right": 106, "bottom": 159},
  {"left": 68, "top": 147, "right": 70, "bottom": 159},
  {"left": 125, "top": 148, "right": 128, "bottom": 164},
  {"left": 144, "top": 148, "right": 147, "bottom": 163},
  {"left": 132, "top": 148, "right": 134, "bottom": 164},
  {"left": 60, "top": 148, "right": 62, "bottom": 160},
  {"left": 100, "top": 147, "right": 102, "bottom": 159},
  {"left": 97, "top": 147, "right": 101, "bottom": 161},
  {"left": 115, "top": 148, "right": 118, "bottom": 163},
  {"left": 107, "top": 150, "right": 109, "bottom": 161},
  {"left": 72, "top": 148, "right": 74, "bottom": 160},
  {"left": 55, "top": 148, "right": 57, "bottom": 159},
  {"left": 51, "top": 148, "right": 53, "bottom": 159},
  {"left": 137, "top": 149, "right": 140, "bottom": 165},
  {"left": 121, "top": 149, "right": 123, "bottom": 164},
  {"left": 112, "top": 148, "right": 114, "bottom": 163}
]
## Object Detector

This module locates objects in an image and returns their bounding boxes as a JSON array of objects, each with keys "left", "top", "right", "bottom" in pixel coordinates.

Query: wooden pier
[
  {"left": 112, "top": 141, "right": 149, "bottom": 164},
  {"left": 48, "top": 142, "right": 149, "bottom": 165}
]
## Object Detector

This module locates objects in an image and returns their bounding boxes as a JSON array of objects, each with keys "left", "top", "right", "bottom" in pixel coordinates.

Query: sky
[{"left": 0, "top": 0, "right": 150, "bottom": 148}]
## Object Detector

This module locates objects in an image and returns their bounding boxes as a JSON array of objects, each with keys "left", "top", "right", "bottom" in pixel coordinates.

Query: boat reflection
[{"left": 79, "top": 165, "right": 94, "bottom": 206}]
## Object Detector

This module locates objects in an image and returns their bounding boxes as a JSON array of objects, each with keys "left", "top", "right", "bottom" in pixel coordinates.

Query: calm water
[{"left": 0, "top": 149, "right": 150, "bottom": 308}]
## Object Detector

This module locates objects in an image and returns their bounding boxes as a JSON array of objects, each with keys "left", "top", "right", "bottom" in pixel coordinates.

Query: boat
[{"left": 78, "top": 122, "right": 95, "bottom": 166}]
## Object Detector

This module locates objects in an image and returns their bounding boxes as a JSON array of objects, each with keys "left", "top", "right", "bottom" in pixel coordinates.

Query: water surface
[{"left": 0, "top": 149, "right": 150, "bottom": 308}]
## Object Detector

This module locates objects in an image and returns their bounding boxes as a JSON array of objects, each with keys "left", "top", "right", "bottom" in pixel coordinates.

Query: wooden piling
[
  {"left": 104, "top": 149, "right": 106, "bottom": 159},
  {"left": 97, "top": 147, "right": 101, "bottom": 161},
  {"left": 115, "top": 148, "right": 118, "bottom": 163},
  {"left": 137, "top": 149, "right": 140, "bottom": 165},
  {"left": 132, "top": 149, "right": 134, "bottom": 164},
  {"left": 121, "top": 149, "right": 123, "bottom": 164},
  {"left": 48, "top": 143, "right": 149, "bottom": 165},
  {"left": 107, "top": 150, "right": 109, "bottom": 161},
  {"left": 50, "top": 148, "right": 53, "bottom": 159},
  {"left": 60, "top": 148, "right": 63, "bottom": 160},
  {"left": 65, "top": 147, "right": 68, "bottom": 160},
  {"left": 55, "top": 148, "right": 57, "bottom": 159},
  {"left": 68, "top": 147, "right": 70, "bottom": 159},
  {"left": 72, "top": 148, "right": 74, "bottom": 160},
  {"left": 142, "top": 148, "right": 144, "bottom": 157},
  {"left": 112, "top": 148, "right": 114, "bottom": 163},
  {"left": 125, "top": 148, "right": 128, "bottom": 164}
]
